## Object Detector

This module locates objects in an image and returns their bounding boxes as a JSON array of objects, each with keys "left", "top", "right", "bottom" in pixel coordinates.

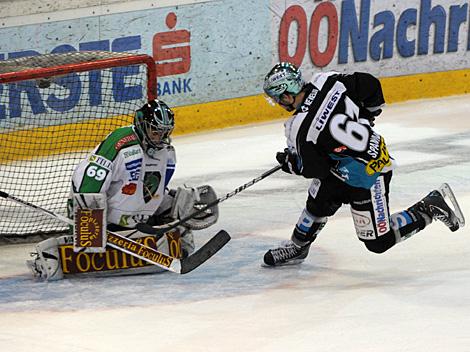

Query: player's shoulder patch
[
  {"left": 88, "top": 154, "right": 113, "bottom": 171},
  {"left": 96, "top": 126, "right": 141, "bottom": 161}
]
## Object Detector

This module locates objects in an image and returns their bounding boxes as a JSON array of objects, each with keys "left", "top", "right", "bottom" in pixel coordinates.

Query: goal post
[{"left": 0, "top": 51, "right": 157, "bottom": 242}]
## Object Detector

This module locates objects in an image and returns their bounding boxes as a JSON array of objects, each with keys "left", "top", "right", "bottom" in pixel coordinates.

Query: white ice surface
[{"left": 1, "top": 95, "right": 470, "bottom": 352}]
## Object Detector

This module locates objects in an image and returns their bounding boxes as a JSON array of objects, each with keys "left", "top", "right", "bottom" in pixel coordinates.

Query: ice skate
[
  {"left": 413, "top": 184, "right": 465, "bottom": 232},
  {"left": 263, "top": 240, "right": 311, "bottom": 266}
]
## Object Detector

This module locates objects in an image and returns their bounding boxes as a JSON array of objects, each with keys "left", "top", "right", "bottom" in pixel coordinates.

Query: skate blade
[
  {"left": 261, "top": 258, "right": 306, "bottom": 268},
  {"left": 439, "top": 183, "right": 465, "bottom": 228}
]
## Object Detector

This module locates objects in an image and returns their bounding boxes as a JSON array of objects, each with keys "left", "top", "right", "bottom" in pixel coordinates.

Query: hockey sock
[
  {"left": 291, "top": 208, "right": 327, "bottom": 247},
  {"left": 390, "top": 207, "right": 429, "bottom": 242}
]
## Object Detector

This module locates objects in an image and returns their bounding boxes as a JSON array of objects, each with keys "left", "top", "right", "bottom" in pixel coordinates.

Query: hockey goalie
[{"left": 26, "top": 100, "right": 219, "bottom": 280}]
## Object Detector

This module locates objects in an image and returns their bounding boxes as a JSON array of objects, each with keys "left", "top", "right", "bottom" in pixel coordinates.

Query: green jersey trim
[
  {"left": 78, "top": 126, "right": 140, "bottom": 193},
  {"left": 95, "top": 126, "right": 140, "bottom": 161}
]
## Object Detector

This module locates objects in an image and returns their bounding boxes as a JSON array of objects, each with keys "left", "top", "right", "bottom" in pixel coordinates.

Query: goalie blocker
[{"left": 72, "top": 193, "right": 107, "bottom": 253}]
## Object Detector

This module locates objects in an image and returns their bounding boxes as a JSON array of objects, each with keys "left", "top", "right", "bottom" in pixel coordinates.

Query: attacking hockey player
[
  {"left": 262, "top": 62, "right": 465, "bottom": 266},
  {"left": 27, "top": 100, "right": 219, "bottom": 280}
]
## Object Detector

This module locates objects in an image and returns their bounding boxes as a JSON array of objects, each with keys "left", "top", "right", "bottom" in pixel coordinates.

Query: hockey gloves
[
  {"left": 276, "top": 148, "right": 303, "bottom": 175},
  {"left": 360, "top": 106, "right": 383, "bottom": 127}
]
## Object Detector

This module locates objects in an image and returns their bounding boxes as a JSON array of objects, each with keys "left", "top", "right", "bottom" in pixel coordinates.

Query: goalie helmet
[
  {"left": 134, "top": 100, "right": 175, "bottom": 153},
  {"left": 263, "top": 62, "right": 304, "bottom": 103}
]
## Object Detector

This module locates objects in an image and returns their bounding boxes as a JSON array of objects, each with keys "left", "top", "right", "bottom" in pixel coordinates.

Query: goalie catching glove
[{"left": 171, "top": 185, "right": 219, "bottom": 230}]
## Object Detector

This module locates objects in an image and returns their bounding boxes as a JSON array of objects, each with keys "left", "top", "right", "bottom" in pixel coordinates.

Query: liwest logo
[{"left": 307, "top": 82, "right": 346, "bottom": 144}]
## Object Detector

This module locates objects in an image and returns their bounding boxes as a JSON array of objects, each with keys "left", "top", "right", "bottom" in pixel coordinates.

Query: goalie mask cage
[{"left": 0, "top": 51, "right": 156, "bottom": 242}]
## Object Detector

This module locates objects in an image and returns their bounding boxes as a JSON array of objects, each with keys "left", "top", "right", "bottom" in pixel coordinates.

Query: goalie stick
[
  {"left": 136, "top": 164, "right": 283, "bottom": 236},
  {"left": 0, "top": 190, "right": 230, "bottom": 274}
]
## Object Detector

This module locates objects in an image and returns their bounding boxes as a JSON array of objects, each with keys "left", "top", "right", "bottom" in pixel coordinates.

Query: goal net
[{"left": 0, "top": 51, "right": 156, "bottom": 242}]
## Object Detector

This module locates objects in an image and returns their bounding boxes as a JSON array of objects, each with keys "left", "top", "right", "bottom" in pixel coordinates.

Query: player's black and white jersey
[{"left": 285, "top": 71, "right": 394, "bottom": 189}]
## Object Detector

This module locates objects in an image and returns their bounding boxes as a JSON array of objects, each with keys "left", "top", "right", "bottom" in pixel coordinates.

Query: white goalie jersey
[{"left": 71, "top": 126, "right": 176, "bottom": 228}]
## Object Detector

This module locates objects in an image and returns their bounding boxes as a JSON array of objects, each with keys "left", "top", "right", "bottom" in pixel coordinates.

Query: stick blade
[{"left": 180, "top": 230, "right": 231, "bottom": 274}]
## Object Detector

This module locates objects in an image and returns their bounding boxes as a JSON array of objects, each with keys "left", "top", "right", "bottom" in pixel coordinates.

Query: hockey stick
[
  {"left": 137, "top": 164, "right": 282, "bottom": 236},
  {"left": 0, "top": 190, "right": 230, "bottom": 274}
]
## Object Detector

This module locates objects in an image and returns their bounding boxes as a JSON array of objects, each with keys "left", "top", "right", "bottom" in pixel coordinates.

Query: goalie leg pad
[
  {"left": 128, "top": 226, "right": 195, "bottom": 257},
  {"left": 55, "top": 229, "right": 188, "bottom": 278},
  {"left": 26, "top": 237, "right": 64, "bottom": 281}
]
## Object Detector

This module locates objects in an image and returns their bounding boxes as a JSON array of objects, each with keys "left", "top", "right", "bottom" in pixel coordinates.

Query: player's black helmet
[
  {"left": 263, "top": 62, "right": 304, "bottom": 102},
  {"left": 134, "top": 100, "right": 175, "bottom": 153}
]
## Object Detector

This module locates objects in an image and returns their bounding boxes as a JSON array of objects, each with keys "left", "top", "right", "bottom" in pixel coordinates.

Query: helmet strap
[{"left": 279, "top": 93, "right": 298, "bottom": 112}]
